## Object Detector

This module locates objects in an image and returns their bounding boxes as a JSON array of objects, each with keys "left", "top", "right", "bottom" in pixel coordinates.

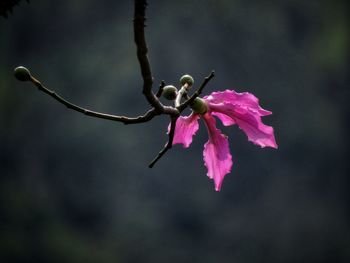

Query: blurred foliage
[
  {"left": 0, "top": 0, "right": 28, "bottom": 18},
  {"left": 0, "top": 0, "right": 349, "bottom": 262}
]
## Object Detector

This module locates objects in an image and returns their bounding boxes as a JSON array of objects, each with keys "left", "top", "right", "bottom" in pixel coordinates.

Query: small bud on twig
[
  {"left": 190, "top": 97, "right": 208, "bottom": 114},
  {"left": 162, "top": 85, "right": 178, "bottom": 100},
  {"left": 180, "top": 74, "right": 194, "bottom": 87},
  {"left": 14, "top": 66, "right": 31, "bottom": 81},
  {"left": 12, "top": 1, "right": 215, "bottom": 170}
]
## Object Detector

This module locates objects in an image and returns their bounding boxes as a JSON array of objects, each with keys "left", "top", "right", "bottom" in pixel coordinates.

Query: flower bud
[
  {"left": 162, "top": 85, "right": 178, "bottom": 100},
  {"left": 190, "top": 97, "right": 208, "bottom": 115},
  {"left": 180, "top": 74, "right": 194, "bottom": 87},
  {"left": 14, "top": 66, "right": 31, "bottom": 81}
]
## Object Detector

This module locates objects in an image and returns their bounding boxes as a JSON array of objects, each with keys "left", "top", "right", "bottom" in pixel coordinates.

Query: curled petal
[
  {"left": 209, "top": 103, "right": 278, "bottom": 149},
  {"left": 211, "top": 112, "right": 236, "bottom": 126},
  {"left": 202, "top": 113, "right": 233, "bottom": 191},
  {"left": 171, "top": 113, "right": 200, "bottom": 148},
  {"left": 205, "top": 90, "right": 272, "bottom": 116}
]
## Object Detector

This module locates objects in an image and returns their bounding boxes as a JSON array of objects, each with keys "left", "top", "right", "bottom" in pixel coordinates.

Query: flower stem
[{"left": 175, "top": 83, "right": 189, "bottom": 107}]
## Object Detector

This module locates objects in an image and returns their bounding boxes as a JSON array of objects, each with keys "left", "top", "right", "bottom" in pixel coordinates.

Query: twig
[
  {"left": 29, "top": 76, "right": 159, "bottom": 124},
  {"left": 156, "top": 80, "right": 165, "bottom": 98},
  {"left": 148, "top": 72, "right": 214, "bottom": 167},
  {"left": 14, "top": 0, "right": 214, "bottom": 169},
  {"left": 16, "top": 0, "right": 178, "bottom": 124},
  {"left": 148, "top": 115, "right": 178, "bottom": 168},
  {"left": 134, "top": 0, "right": 162, "bottom": 111},
  {"left": 133, "top": 0, "right": 179, "bottom": 117}
]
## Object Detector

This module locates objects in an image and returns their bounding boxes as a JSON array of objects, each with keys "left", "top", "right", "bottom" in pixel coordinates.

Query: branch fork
[{"left": 14, "top": 0, "right": 215, "bottom": 167}]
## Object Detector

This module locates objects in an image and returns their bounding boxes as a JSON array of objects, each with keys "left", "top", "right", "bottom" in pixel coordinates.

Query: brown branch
[
  {"left": 148, "top": 71, "right": 214, "bottom": 167},
  {"left": 14, "top": 0, "right": 178, "bottom": 124},
  {"left": 148, "top": 115, "right": 178, "bottom": 168},
  {"left": 29, "top": 76, "right": 159, "bottom": 124},
  {"left": 156, "top": 80, "right": 165, "bottom": 98},
  {"left": 133, "top": 0, "right": 179, "bottom": 117},
  {"left": 134, "top": 0, "right": 162, "bottom": 111},
  {"left": 14, "top": 0, "right": 212, "bottom": 169}
]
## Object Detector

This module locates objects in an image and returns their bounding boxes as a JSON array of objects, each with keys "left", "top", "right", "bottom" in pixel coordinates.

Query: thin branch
[
  {"left": 14, "top": 0, "right": 211, "bottom": 169},
  {"left": 13, "top": 0, "right": 178, "bottom": 125},
  {"left": 148, "top": 71, "right": 215, "bottom": 167},
  {"left": 133, "top": 0, "right": 179, "bottom": 117},
  {"left": 177, "top": 71, "right": 215, "bottom": 112},
  {"left": 133, "top": 0, "right": 160, "bottom": 110},
  {"left": 155, "top": 80, "right": 165, "bottom": 98},
  {"left": 29, "top": 76, "right": 158, "bottom": 124},
  {"left": 148, "top": 115, "right": 178, "bottom": 168}
]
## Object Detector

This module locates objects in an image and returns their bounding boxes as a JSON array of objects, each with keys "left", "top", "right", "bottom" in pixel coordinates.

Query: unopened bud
[
  {"left": 162, "top": 85, "right": 178, "bottom": 100},
  {"left": 190, "top": 97, "right": 208, "bottom": 115},
  {"left": 14, "top": 66, "right": 31, "bottom": 81},
  {"left": 180, "top": 74, "right": 194, "bottom": 87}
]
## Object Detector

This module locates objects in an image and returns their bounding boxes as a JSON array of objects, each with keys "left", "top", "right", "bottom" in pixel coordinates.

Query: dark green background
[{"left": 1, "top": 0, "right": 349, "bottom": 262}]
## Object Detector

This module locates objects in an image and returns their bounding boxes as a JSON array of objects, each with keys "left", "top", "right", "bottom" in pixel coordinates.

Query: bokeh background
[{"left": 1, "top": 0, "right": 349, "bottom": 262}]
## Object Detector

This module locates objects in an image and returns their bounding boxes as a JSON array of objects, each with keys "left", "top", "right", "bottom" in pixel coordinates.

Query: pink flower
[{"left": 172, "top": 90, "right": 278, "bottom": 191}]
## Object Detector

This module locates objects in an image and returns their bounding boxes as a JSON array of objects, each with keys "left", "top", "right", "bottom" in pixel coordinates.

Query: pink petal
[
  {"left": 209, "top": 103, "right": 278, "bottom": 149},
  {"left": 205, "top": 89, "right": 272, "bottom": 116},
  {"left": 211, "top": 112, "right": 236, "bottom": 126},
  {"left": 202, "top": 113, "right": 233, "bottom": 191},
  {"left": 171, "top": 113, "right": 200, "bottom": 148}
]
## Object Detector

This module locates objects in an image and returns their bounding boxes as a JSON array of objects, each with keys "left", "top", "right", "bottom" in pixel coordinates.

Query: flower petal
[
  {"left": 205, "top": 89, "right": 272, "bottom": 116},
  {"left": 211, "top": 112, "right": 236, "bottom": 126},
  {"left": 209, "top": 103, "right": 278, "bottom": 149},
  {"left": 202, "top": 113, "right": 233, "bottom": 191},
  {"left": 171, "top": 113, "right": 200, "bottom": 148}
]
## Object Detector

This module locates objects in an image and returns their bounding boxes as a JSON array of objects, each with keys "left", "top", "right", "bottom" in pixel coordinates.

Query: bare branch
[
  {"left": 148, "top": 71, "right": 215, "bottom": 166},
  {"left": 148, "top": 115, "right": 178, "bottom": 168},
  {"left": 134, "top": 0, "right": 179, "bottom": 117},
  {"left": 29, "top": 76, "right": 158, "bottom": 124},
  {"left": 134, "top": 0, "right": 161, "bottom": 110},
  {"left": 156, "top": 80, "right": 165, "bottom": 98},
  {"left": 14, "top": 0, "right": 211, "bottom": 169}
]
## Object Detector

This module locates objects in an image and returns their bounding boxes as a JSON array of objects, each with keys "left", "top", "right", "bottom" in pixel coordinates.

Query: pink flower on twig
[{"left": 172, "top": 90, "right": 278, "bottom": 191}]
